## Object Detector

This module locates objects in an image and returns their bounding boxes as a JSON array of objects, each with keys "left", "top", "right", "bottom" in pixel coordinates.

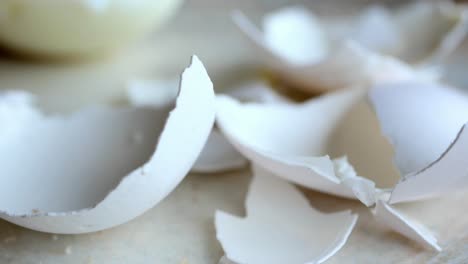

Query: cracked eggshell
[
  {"left": 215, "top": 88, "right": 400, "bottom": 200},
  {"left": 215, "top": 165, "right": 358, "bottom": 264},
  {"left": 0, "top": 55, "right": 215, "bottom": 234},
  {"left": 216, "top": 80, "right": 468, "bottom": 251},
  {"left": 346, "top": 1, "right": 468, "bottom": 65},
  {"left": 232, "top": 7, "right": 439, "bottom": 93},
  {"left": 217, "top": 80, "right": 468, "bottom": 205},
  {"left": 369, "top": 81, "right": 468, "bottom": 204},
  {"left": 0, "top": 0, "right": 183, "bottom": 58},
  {"left": 216, "top": 80, "right": 466, "bottom": 251}
]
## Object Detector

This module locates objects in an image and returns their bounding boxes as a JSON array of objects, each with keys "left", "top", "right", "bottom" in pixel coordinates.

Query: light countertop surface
[{"left": 0, "top": 0, "right": 467, "bottom": 263}]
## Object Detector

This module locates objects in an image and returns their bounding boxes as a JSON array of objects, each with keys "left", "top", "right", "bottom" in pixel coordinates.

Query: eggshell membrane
[
  {"left": 0, "top": 55, "right": 215, "bottom": 233},
  {"left": 0, "top": 0, "right": 183, "bottom": 58}
]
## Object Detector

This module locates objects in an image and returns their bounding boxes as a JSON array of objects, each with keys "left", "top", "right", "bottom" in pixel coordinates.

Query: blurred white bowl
[{"left": 0, "top": 0, "right": 183, "bottom": 59}]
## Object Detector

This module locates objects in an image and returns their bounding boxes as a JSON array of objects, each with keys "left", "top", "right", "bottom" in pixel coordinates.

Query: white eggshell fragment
[
  {"left": 0, "top": 55, "right": 215, "bottom": 234},
  {"left": 369, "top": 81, "right": 468, "bottom": 204},
  {"left": 347, "top": 1, "right": 468, "bottom": 65},
  {"left": 0, "top": 0, "right": 183, "bottom": 58},
  {"left": 232, "top": 6, "right": 440, "bottom": 93},
  {"left": 216, "top": 89, "right": 399, "bottom": 199},
  {"left": 215, "top": 165, "right": 358, "bottom": 264},
  {"left": 374, "top": 200, "right": 441, "bottom": 251}
]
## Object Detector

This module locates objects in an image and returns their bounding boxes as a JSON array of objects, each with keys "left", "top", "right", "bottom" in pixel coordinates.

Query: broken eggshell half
[
  {"left": 216, "top": 81, "right": 468, "bottom": 249},
  {"left": 216, "top": 80, "right": 468, "bottom": 205},
  {"left": 216, "top": 87, "right": 388, "bottom": 203},
  {"left": 231, "top": 3, "right": 463, "bottom": 93},
  {"left": 0, "top": 55, "right": 215, "bottom": 234}
]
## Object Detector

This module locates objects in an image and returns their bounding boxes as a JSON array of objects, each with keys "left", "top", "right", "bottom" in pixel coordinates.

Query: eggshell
[
  {"left": 215, "top": 88, "right": 398, "bottom": 199},
  {"left": 369, "top": 81, "right": 468, "bottom": 204},
  {"left": 216, "top": 80, "right": 468, "bottom": 250},
  {"left": 215, "top": 165, "right": 358, "bottom": 264},
  {"left": 232, "top": 3, "right": 463, "bottom": 93},
  {"left": 126, "top": 78, "right": 256, "bottom": 173},
  {"left": 347, "top": 1, "right": 468, "bottom": 65},
  {"left": 0, "top": 55, "right": 215, "bottom": 234},
  {"left": 374, "top": 200, "right": 441, "bottom": 251}
]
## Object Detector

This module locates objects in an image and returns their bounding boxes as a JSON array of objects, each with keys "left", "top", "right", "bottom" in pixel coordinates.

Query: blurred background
[{"left": 0, "top": 0, "right": 430, "bottom": 113}]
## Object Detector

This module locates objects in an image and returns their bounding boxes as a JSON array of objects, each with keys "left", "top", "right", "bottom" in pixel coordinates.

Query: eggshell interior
[
  {"left": 0, "top": 55, "right": 215, "bottom": 234},
  {"left": 216, "top": 88, "right": 400, "bottom": 192},
  {"left": 0, "top": 106, "right": 168, "bottom": 214}
]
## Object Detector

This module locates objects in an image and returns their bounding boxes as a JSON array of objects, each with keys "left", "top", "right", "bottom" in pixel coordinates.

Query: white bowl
[{"left": 0, "top": 0, "right": 183, "bottom": 58}]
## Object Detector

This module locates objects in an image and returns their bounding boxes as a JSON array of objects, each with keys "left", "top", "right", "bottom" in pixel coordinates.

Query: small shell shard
[
  {"left": 215, "top": 165, "right": 358, "bottom": 264},
  {"left": 374, "top": 200, "right": 441, "bottom": 251}
]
